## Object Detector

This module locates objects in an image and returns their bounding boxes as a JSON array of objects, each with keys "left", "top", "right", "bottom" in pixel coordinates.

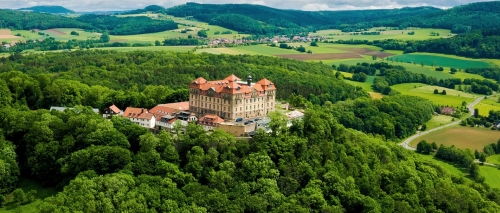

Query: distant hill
[
  {"left": 0, "top": 9, "right": 177, "bottom": 35},
  {"left": 121, "top": 5, "right": 166, "bottom": 14},
  {"left": 18, "top": 6, "right": 74, "bottom": 14},
  {"left": 165, "top": 2, "right": 500, "bottom": 35},
  {"left": 165, "top": 3, "right": 441, "bottom": 34}
]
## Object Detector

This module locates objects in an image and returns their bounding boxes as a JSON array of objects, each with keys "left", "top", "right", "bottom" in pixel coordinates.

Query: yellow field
[
  {"left": 410, "top": 126, "right": 500, "bottom": 151},
  {"left": 475, "top": 98, "right": 500, "bottom": 116}
]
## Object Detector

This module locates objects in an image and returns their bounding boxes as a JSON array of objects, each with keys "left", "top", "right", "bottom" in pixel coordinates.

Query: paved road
[
  {"left": 474, "top": 159, "right": 497, "bottom": 167},
  {"left": 399, "top": 96, "right": 484, "bottom": 151}
]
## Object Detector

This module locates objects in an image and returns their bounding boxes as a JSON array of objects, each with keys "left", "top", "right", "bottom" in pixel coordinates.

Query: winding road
[{"left": 399, "top": 96, "right": 484, "bottom": 151}]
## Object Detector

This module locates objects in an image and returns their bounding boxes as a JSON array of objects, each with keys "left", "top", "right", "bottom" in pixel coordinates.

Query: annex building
[{"left": 189, "top": 74, "right": 276, "bottom": 121}]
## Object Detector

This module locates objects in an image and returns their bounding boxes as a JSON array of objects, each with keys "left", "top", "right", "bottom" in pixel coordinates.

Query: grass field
[
  {"left": 0, "top": 178, "right": 58, "bottom": 213},
  {"left": 419, "top": 154, "right": 500, "bottom": 189},
  {"left": 343, "top": 75, "right": 376, "bottom": 92},
  {"left": 169, "top": 16, "right": 250, "bottom": 39},
  {"left": 425, "top": 115, "right": 455, "bottom": 130},
  {"left": 410, "top": 126, "right": 500, "bottom": 151},
  {"left": 388, "top": 53, "right": 491, "bottom": 69},
  {"left": 196, "top": 47, "right": 246, "bottom": 55},
  {"left": 486, "top": 154, "right": 500, "bottom": 165},
  {"left": 479, "top": 165, "right": 500, "bottom": 189},
  {"left": 475, "top": 98, "right": 500, "bottom": 117},
  {"left": 232, "top": 45, "right": 301, "bottom": 55},
  {"left": 95, "top": 46, "right": 195, "bottom": 52},
  {"left": 311, "top": 28, "right": 453, "bottom": 41},
  {"left": 392, "top": 83, "right": 475, "bottom": 107}
]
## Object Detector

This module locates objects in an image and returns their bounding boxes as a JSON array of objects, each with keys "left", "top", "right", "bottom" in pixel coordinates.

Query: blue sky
[{"left": 2, "top": 0, "right": 494, "bottom": 11}]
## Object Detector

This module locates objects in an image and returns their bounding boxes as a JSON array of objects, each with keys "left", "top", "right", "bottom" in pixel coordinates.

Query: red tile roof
[
  {"left": 123, "top": 107, "right": 154, "bottom": 120},
  {"left": 108, "top": 104, "right": 121, "bottom": 114},
  {"left": 149, "top": 105, "right": 177, "bottom": 121},
  {"left": 189, "top": 74, "right": 275, "bottom": 95},
  {"left": 198, "top": 114, "right": 224, "bottom": 125},
  {"left": 160, "top": 102, "right": 189, "bottom": 111}
]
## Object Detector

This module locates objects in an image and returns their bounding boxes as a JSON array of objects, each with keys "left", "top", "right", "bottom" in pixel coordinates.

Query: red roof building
[{"left": 189, "top": 74, "right": 276, "bottom": 121}]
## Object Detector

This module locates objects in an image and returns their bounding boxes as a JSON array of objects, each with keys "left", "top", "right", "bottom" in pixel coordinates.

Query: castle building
[{"left": 189, "top": 74, "right": 276, "bottom": 121}]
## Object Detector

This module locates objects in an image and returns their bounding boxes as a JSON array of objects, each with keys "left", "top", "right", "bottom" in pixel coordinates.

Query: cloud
[{"left": 0, "top": 0, "right": 491, "bottom": 11}]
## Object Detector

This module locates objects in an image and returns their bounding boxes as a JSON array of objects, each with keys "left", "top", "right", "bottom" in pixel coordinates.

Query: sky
[{"left": 1, "top": 0, "right": 493, "bottom": 12}]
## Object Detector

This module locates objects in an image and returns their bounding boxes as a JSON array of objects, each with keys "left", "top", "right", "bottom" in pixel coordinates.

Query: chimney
[
  {"left": 141, "top": 108, "right": 145, "bottom": 113},
  {"left": 247, "top": 74, "right": 252, "bottom": 87}
]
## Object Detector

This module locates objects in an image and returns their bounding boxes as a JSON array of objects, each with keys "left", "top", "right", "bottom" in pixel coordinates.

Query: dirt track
[{"left": 276, "top": 53, "right": 363, "bottom": 60}]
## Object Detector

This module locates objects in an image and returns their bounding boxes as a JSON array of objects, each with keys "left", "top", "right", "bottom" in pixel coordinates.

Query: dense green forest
[
  {"left": 0, "top": 50, "right": 366, "bottom": 109},
  {"left": 0, "top": 10, "right": 177, "bottom": 35},
  {"left": 17, "top": 6, "right": 74, "bottom": 14},
  {"left": 1, "top": 50, "right": 500, "bottom": 212}
]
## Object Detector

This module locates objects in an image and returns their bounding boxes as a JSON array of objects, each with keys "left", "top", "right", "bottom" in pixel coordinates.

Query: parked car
[
  {"left": 244, "top": 120, "right": 255, "bottom": 125},
  {"left": 254, "top": 118, "right": 262, "bottom": 121},
  {"left": 236, "top": 117, "right": 243, "bottom": 122}
]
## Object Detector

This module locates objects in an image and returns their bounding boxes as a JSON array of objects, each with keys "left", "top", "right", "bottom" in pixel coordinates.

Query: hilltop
[{"left": 17, "top": 5, "right": 74, "bottom": 14}]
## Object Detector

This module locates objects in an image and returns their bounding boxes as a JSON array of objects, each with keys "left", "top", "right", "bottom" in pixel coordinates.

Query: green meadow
[
  {"left": 388, "top": 53, "right": 491, "bottom": 69},
  {"left": 311, "top": 28, "right": 453, "bottom": 41},
  {"left": 392, "top": 83, "right": 475, "bottom": 107},
  {"left": 425, "top": 114, "right": 455, "bottom": 130},
  {"left": 232, "top": 45, "right": 302, "bottom": 55},
  {"left": 475, "top": 97, "right": 500, "bottom": 117}
]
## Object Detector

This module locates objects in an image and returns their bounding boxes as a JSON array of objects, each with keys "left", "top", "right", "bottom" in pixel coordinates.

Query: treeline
[
  {"left": 0, "top": 71, "right": 188, "bottom": 111},
  {"left": 373, "top": 30, "right": 500, "bottom": 59},
  {"left": 466, "top": 67, "right": 500, "bottom": 82},
  {"left": 75, "top": 15, "right": 178, "bottom": 35},
  {"left": 0, "top": 9, "right": 177, "bottom": 35},
  {"left": 0, "top": 50, "right": 366, "bottom": 105},
  {"left": 0, "top": 37, "right": 154, "bottom": 53},
  {"left": 162, "top": 38, "right": 201, "bottom": 46}
]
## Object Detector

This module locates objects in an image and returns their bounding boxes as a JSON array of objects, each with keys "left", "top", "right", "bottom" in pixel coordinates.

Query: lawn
[
  {"left": 410, "top": 126, "right": 500, "bottom": 151},
  {"left": 312, "top": 28, "right": 453, "bottom": 41},
  {"left": 392, "top": 83, "right": 475, "bottom": 107},
  {"left": 425, "top": 114, "right": 455, "bottom": 130},
  {"left": 388, "top": 53, "right": 491, "bottom": 69},
  {"left": 0, "top": 178, "right": 58, "bottom": 213}
]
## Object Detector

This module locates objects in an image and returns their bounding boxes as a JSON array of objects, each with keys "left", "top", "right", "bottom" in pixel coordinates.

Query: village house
[
  {"left": 102, "top": 104, "right": 123, "bottom": 118},
  {"left": 123, "top": 107, "right": 156, "bottom": 129},
  {"left": 198, "top": 114, "right": 224, "bottom": 131},
  {"left": 441, "top": 107, "right": 455, "bottom": 115}
]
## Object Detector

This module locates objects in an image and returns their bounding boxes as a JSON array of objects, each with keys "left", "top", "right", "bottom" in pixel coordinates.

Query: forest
[
  {"left": 0, "top": 10, "right": 177, "bottom": 35},
  {"left": 0, "top": 50, "right": 366, "bottom": 110}
]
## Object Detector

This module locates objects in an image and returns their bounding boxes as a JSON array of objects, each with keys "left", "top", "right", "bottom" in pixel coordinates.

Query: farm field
[
  {"left": 425, "top": 114, "right": 455, "bottom": 130},
  {"left": 196, "top": 47, "right": 246, "bottom": 55},
  {"left": 392, "top": 83, "right": 476, "bottom": 107},
  {"left": 111, "top": 30, "right": 190, "bottom": 43},
  {"left": 232, "top": 45, "right": 301, "bottom": 55},
  {"left": 311, "top": 28, "right": 453, "bottom": 41},
  {"left": 0, "top": 29, "right": 23, "bottom": 42},
  {"left": 95, "top": 46, "right": 195, "bottom": 52},
  {"left": 343, "top": 75, "right": 376, "bottom": 92},
  {"left": 388, "top": 53, "right": 491, "bottom": 69},
  {"left": 410, "top": 126, "right": 500, "bottom": 151},
  {"left": 486, "top": 154, "right": 500, "bottom": 165},
  {"left": 169, "top": 16, "right": 250, "bottom": 39}
]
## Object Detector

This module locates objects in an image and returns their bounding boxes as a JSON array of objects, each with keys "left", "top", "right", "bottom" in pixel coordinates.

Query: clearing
[
  {"left": 388, "top": 53, "right": 491, "bottom": 69},
  {"left": 410, "top": 126, "right": 500, "bottom": 151},
  {"left": 392, "top": 83, "right": 475, "bottom": 107}
]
